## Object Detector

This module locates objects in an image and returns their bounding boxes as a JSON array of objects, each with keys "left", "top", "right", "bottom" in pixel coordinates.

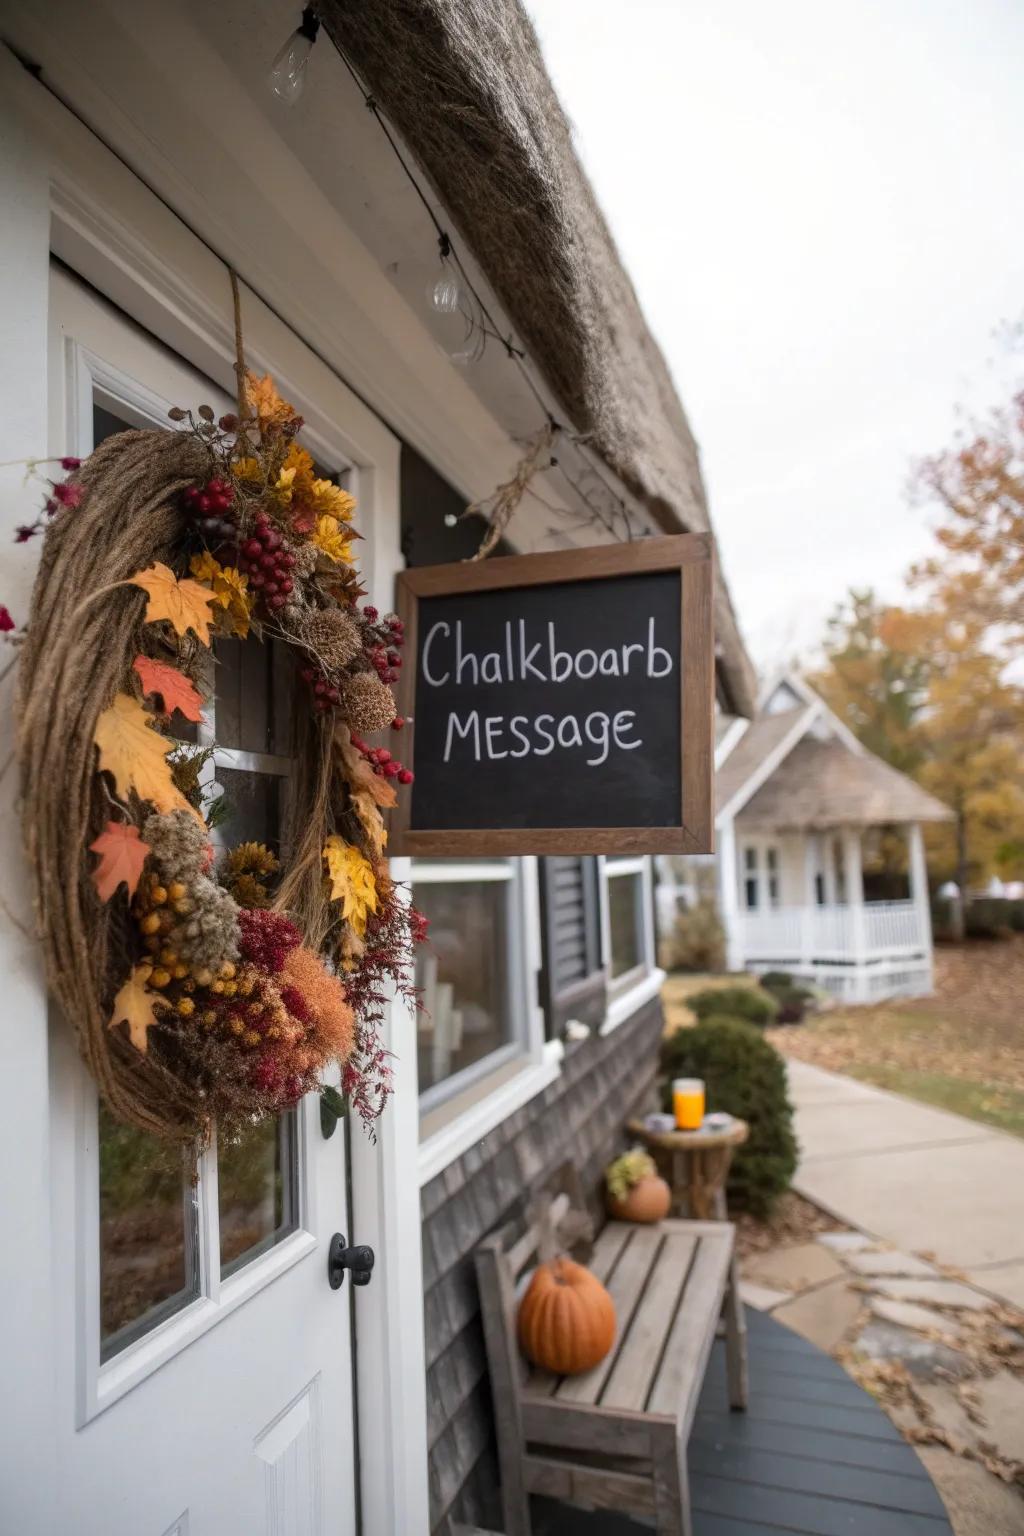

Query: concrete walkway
[{"left": 787, "top": 1060, "right": 1024, "bottom": 1307}]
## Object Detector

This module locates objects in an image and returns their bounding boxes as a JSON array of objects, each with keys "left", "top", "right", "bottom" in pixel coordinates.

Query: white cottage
[{"left": 661, "top": 674, "right": 953, "bottom": 1002}]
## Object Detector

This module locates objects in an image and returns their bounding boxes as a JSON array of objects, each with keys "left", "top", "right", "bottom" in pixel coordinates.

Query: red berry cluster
[
  {"left": 182, "top": 477, "right": 235, "bottom": 544},
  {"left": 363, "top": 606, "right": 405, "bottom": 685},
  {"left": 350, "top": 734, "right": 414, "bottom": 785},
  {"left": 237, "top": 513, "right": 296, "bottom": 614},
  {"left": 300, "top": 664, "right": 342, "bottom": 714}
]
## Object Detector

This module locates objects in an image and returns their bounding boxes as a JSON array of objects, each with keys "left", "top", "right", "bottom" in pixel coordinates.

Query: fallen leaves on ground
[
  {"left": 89, "top": 821, "right": 151, "bottom": 903},
  {"left": 734, "top": 1191, "right": 843, "bottom": 1259}
]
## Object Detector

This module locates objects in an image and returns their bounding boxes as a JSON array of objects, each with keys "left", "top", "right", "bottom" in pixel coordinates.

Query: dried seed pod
[{"left": 341, "top": 671, "right": 396, "bottom": 735}]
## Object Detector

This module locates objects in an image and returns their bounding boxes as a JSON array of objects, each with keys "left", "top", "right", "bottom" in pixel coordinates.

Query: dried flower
[
  {"left": 299, "top": 608, "right": 361, "bottom": 672},
  {"left": 311, "top": 479, "right": 356, "bottom": 523},
  {"left": 311, "top": 515, "right": 352, "bottom": 564},
  {"left": 189, "top": 552, "right": 251, "bottom": 639},
  {"left": 238, "top": 908, "right": 302, "bottom": 973},
  {"left": 281, "top": 943, "right": 355, "bottom": 1060},
  {"left": 52, "top": 480, "right": 83, "bottom": 508},
  {"left": 0, "top": 606, "right": 15, "bottom": 633},
  {"left": 168, "top": 874, "right": 240, "bottom": 971},
  {"left": 341, "top": 671, "right": 396, "bottom": 735},
  {"left": 222, "top": 842, "right": 280, "bottom": 909},
  {"left": 245, "top": 371, "right": 299, "bottom": 431}
]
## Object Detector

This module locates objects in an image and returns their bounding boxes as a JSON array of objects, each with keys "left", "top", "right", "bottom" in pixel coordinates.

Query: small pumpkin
[
  {"left": 517, "top": 1257, "right": 616, "bottom": 1375},
  {"left": 605, "top": 1148, "right": 672, "bottom": 1224}
]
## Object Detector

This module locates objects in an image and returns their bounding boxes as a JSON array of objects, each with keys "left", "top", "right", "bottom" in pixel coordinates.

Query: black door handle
[{"left": 328, "top": 1232, "right": 375, "bottom": 1289}]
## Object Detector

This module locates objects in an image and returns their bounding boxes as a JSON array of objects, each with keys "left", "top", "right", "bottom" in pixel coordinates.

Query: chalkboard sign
[{"left": 389, "top": 534, "right": 714, "bottom": 855}]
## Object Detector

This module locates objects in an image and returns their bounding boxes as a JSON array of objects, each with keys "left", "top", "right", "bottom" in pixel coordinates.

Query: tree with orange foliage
[{"left": 911, "top": 387, "right": 1024, "bottom": 651}]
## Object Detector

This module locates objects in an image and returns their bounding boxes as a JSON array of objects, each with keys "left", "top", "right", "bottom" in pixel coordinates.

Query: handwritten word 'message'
[{"left": 421, "top": 616, "right": 673, "bottom": 767}]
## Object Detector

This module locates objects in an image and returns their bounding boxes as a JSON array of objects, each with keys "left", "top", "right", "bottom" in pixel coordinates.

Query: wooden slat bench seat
[{"left": 475, "top": 1191, "right": 748, "bottom": 1536}]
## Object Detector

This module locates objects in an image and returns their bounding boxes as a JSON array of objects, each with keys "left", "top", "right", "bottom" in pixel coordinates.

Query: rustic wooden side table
[{"left": 626, "top": 1117, "right": 749, "bottom": 1221}]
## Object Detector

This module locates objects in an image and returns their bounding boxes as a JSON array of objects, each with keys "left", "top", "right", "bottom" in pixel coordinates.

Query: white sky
[{"left": 524, "top": 0, "right": 1024, "bottom": 673}]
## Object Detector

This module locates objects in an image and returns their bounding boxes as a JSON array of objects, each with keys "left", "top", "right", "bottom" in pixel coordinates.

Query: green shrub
[
  {"left": 759, "top": 970, "right": 814, "bottom": 1023},
  {"left": 659, "top": 900, "right": 726, "bottom": 973},
  {"left": 771, "top": 985, "right": 813, "bottom": 1024},
  {"left": 688, "top": 985, "right": 778, "bottom": 1028},
  {"left": 660, "top": 1017, "right": 798, "bottom": 1216},
  {"left": 758, "top": 970, "right": 794, "bottom": 992},
  {"left": 964, "top": 898, "right": 1013, "bottom": 941}
]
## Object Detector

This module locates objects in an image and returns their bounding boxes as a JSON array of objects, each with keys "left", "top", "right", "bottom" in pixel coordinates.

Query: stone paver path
[{"left": 786, "top": 1059, "right": 1024, "bottom": 1306}]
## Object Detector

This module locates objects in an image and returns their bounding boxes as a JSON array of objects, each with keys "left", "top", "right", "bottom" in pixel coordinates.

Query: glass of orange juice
[{"left": 673, "top": 1077, "right": 705, "bottom": 1130}]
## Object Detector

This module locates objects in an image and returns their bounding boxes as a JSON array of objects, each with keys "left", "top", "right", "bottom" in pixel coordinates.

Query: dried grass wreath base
[{"left": 14, "top": 371, "right": 422, "bottom": 1147}]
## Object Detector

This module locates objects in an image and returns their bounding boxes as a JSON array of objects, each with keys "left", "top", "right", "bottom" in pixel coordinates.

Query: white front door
[{"left": 41, "top": 264, "right": 359, "bottom": 1536}]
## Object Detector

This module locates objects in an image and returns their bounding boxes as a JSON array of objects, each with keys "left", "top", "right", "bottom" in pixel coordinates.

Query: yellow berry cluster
[{"left": 135, "top": 874, "right": 237, "bottom": 1019}]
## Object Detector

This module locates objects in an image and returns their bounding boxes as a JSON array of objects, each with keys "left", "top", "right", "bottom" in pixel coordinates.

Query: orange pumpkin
[
  {"left": 606, "top": 1174, "right": 672, "bottom": 1224},
  {"left": 517, "top": 1257, "right": 616, "bottom": 1375}
]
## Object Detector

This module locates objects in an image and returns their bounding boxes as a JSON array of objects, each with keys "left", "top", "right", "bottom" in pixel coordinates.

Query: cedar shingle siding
[{"left": 421, "top": 996, "right": 664, "bottom": 1532}]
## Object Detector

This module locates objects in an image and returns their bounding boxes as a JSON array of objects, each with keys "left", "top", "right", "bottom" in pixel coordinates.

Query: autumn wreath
[{"left": 14, "top": 370, "right": 424, "bottom": 1145}]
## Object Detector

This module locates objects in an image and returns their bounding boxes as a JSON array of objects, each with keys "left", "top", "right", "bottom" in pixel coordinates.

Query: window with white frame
[
  {"left": 92, "top": 403, "right": 346, "bottom": 1359},
  {"left": 601, "top": 855, "right": 655, "bottom": 989},
  {"left": 412, "top": 857, "right": 532, "bottom": 1111},
  {"left": 741, "top": 841, "right": 781, "bottom": 911}
]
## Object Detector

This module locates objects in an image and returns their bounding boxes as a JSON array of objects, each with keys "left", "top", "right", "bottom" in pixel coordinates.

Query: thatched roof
[
  {"left": 716, "top": 708, "right": 808, "bottom": 814},
  {"left": 736, "top": 737, "right": 953, "bottom": 831},
  {"left": 321, "top": 0, "right": 756, "bottom": 717}
]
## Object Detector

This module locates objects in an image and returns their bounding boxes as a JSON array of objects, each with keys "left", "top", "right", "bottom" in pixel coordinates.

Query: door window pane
[
  {"left": 413, "top": 871, "right": 513, "bottom": 1095},
  {"left": 608, "top": 870, "right": 643, "bottom": 978},
  {"left": 218, "top": 1112, "right": 299, "bottom": 1277},
  {"left": 213, "top": 637, "right": 294, "bottom": 756},
  {"left": 214, "top": 766, "right": 285, "bottom": 855},
  {"left": 98, "top": 1105, "right": 199, "bottom": 1361}
]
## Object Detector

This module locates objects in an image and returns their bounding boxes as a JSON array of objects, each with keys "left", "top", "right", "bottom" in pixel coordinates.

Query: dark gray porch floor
[{"left": 533, "top": 1307, "right": 953, "bottom": 1536}]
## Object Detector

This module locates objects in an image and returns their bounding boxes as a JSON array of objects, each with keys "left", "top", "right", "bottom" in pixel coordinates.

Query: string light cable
[{"left": 267, "top": 9, "right": 648, "bottom": 546}]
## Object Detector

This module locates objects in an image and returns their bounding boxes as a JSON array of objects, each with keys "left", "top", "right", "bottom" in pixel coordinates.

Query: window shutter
[{"left": 538, "top": 857, "right": 607, "bottom": 1037}]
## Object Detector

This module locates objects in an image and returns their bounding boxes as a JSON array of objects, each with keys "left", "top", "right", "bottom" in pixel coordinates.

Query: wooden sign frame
[{"left": 388, "top": 533, "right": 715, "bottom": 856}]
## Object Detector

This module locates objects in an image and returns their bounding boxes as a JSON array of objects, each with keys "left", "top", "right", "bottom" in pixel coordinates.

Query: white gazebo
[{"left": 661, "top": 675, "right": 953, "bottom": 1002}]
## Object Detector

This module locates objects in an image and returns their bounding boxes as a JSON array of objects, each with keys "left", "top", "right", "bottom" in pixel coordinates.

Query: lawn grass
[
  {"left": 841, "top": 1061, "right": 1024, "bottom": 1138},
  {"left": 661, "top": 945, "right": 1024, "bottom": 1139}
]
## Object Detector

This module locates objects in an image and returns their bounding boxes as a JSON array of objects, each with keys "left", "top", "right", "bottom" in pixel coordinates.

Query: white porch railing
[{"left": 738, "top": 900, "right": 927, "bottom": 965}]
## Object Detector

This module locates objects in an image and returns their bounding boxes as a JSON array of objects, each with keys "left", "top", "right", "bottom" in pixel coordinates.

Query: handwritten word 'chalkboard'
[{"left": 390, "top": 536, "right": 715, "bottom": 856}]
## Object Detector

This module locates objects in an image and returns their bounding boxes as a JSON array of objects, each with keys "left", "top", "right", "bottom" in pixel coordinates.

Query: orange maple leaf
[
  {"left": 133, "top": 655, "right": 205, "bottom": 722},
  {"left": 108, "top": 963, "right": 166, "bottom": 1053},
  {"left": 94, "top": 692, "right": 194, "bottom": 816},
  {"left": 128, "top": 563, "right": 216, "bottom": 644},
  {"left": 89, "top": 821, "right": 152, "bottom": 903}
]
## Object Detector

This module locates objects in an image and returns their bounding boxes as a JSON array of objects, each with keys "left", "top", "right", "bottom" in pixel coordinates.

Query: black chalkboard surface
[{"left": 389, "top": 535, "right": 715, "bottom": 855}]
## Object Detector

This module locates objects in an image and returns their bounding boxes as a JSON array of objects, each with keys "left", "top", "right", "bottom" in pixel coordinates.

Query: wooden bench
[{"left": 475, "top": 1191, "right": 748, "bottom": 1536}]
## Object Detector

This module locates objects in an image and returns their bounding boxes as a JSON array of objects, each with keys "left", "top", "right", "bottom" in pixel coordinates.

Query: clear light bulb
[
  {"left": 428, "top": 264, "right": 464, "bottom": 315},
  {"left": 269, "top": 8, "right": 320, "bottom": 105}
]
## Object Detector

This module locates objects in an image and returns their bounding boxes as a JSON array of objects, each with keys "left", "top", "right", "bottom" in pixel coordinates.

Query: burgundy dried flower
[
  {"left": 52, "top": 480, "right": 83, "bottom": 508},
  {"left": 14, "top": 526, "right": 38, "bottom": 543},
  {"left": 60, "top": 456, "right": 81, "bottom": 471},
  {"left": 237, "top": 908, "right": 302, "bottom": 973},
  {"left": 0, "top": 606, "right": 15, "bottom": 633}
]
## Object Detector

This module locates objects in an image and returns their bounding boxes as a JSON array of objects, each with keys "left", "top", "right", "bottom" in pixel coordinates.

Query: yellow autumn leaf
[
  {"left": 311, "top": 515, "right": 353, "bottom": 564},
  {"left": 95, "top": 692, "right": 194, "bottom": 817},
  {"left": 233, "top": 456, "right": 262, "bottom": 484},
  {"left": 108, "top": 963, "right": 167, "bottom": 1053},
  {"left": 323, "top": 835, "right": 378, "bottom": 936},
  {"left": 128, "top": 562, "right": 216, "bottom": 644}
]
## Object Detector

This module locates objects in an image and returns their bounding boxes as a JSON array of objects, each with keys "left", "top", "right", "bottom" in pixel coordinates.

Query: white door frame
[{"left": 0, "top": 47, "right": 428, "bottom": 1533}]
